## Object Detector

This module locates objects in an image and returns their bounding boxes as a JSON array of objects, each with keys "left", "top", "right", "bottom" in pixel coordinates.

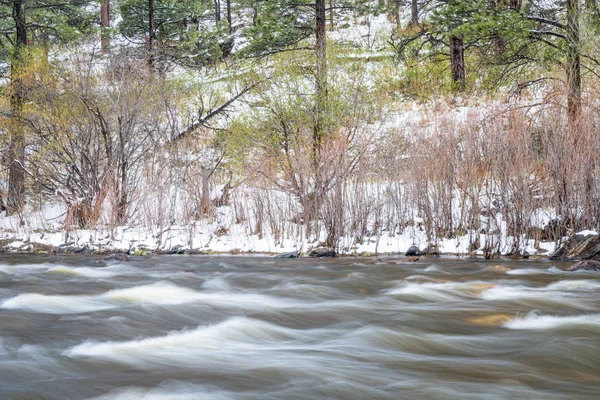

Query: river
[{"left": 0, "top": 255, "right": 599, "bottom": 399}]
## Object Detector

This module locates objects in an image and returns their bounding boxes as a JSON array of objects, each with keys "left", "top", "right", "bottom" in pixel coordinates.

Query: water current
[{"left": 0, "top": 255, "right": 599, "bottom": 399}]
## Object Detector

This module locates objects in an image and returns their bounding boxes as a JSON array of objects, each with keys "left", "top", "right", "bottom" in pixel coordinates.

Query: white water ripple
[{"left": 1, "top": 282, "right": 300, "bottom": 314}]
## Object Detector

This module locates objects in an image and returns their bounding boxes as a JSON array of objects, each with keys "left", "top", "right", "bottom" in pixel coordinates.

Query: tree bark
[
  {"left": 101, "top": 0, "right": 110, "bottom": 54},
  {"left": 450, "top": 36, "right": 466, "bottom": 92},
  {"left": 7, "top": 0, "right": 27, "bottom": 215},
  {"left": 566, "top": 0, "right": 581, "bottom": 132}
]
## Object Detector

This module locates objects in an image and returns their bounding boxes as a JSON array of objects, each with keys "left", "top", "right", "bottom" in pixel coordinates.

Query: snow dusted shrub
[{"left": 224, "top": 50, "right": 384, "bottom": 248}]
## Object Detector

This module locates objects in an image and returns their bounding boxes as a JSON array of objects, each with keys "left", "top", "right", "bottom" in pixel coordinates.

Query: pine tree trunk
[
  {"left": 148, "top": 0, "right": 155, "bottom": 69},
  {"left": 314, "top": 0, "right": 327, "bottom": 151},
  {"left": 329, "top": 0, "right": 334, "bottom": 31},
  {"left": 7, "top": 0, "right": 27, "bottom": 215},
  {"left": 411, "top": 0, "right": 419, "bottom": 26},
  {"left": 226, "top": 0, "right": 232, "bottom": 33},
  {"left": 395, "top": 0, "right": 401, "bottom": 32},
  {"left": 214, "top": 0, "right": 221, "bottom": 23},
  {"left": 101, "top": 0, "right": 110, "bottom": 54},
  {"left": 566, "top": 0, "right": 582, "bottom": 132},
  {"left": 309, "top": 0, "right": 328, "bottom": 226},
  {"left": 450, "top": 36, "right": 466, "bottom": 92}
]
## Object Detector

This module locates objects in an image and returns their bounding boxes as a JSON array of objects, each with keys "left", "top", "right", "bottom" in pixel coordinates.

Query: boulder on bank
[
  {"left": 423, "top": 244, "right": 441, "bottom": 256},
  {"left": 276, "top": 251, "right": 299, "bottom": 259},
  {"left": 308, "top": 247, "right": 336, "bottom": 258},
  {"left": 405, "top": 245, "right": 423, "bottom": 257},
  {"left": 549, "top": 232, "right": 600, "bottom": 261},
  {"left": 568, "top": 260, "right": 600, "bottom": 271}
]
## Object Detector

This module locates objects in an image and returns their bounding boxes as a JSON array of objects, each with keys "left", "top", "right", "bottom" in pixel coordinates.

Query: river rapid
[{"left": 0, "top": 255, "right": 599, "bottom": 399}]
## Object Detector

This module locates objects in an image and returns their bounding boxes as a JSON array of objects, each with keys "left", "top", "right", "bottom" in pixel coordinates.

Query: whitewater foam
[
  {"left": 66, "top": 317, "right": 298, "bottom": 368},
  {"left": 504, "top": 312, "right": 600, "bottom": 330},
  {"left": 46, "top": 266, "right": 128, "bottom": 278},
  {"left": 386, "top": 281, "right": 496, "bottom": 301},
  {"left": 1, "top": 282, "right": 299, "bottom": 314}
]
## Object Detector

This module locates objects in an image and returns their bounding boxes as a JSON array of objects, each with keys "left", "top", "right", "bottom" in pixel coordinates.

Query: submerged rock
[
  {"left": 568, "top": 260, "right": 600, "bottom": 272},
  {"left": 105, "top": 254, "right": 130, "bottom": 262},
  {"left": 276, "top": 251, "right": 299, "bottom": 259},
  {"left": 397, "top": 256, "right": 420, "bottom": 263},
  {"left": 308, "top": 247, "right": 336, "bottom": 258},
  {"left": 405, "top": 245, "right": 423, "bottom": 257},
  {"left": 550, "top": 232, "right": 600, "bottom": 261}
]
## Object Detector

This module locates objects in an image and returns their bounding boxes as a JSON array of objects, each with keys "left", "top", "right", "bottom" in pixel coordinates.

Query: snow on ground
[{"left": 0, "top": 197, "right": 560, "bottom": 257}]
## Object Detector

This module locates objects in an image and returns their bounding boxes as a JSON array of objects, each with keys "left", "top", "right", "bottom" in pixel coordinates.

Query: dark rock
[
  {"left": 405, "top": 245, "right": 423, "bottom": 257},
  {"left": 105, "top": 254, "right": 130, "bottom": 262},
  {"left": 549, "top": 232, "right": 600, "bottom": 261},
  {"left": 308, "top": 247, "right": 336, "bottom": 258},
  {"left": 568, "top": 260, "right": 600, "bottom": 272},
  {"left": 276, "top": 251, "right": 299, "bottom": 259},
  {"left": 186, "top": 249, "right": 208, "bottom": 255}
]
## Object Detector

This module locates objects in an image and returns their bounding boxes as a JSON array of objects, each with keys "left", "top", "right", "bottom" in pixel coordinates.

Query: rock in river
[
  {"left": 308, "top": 247, "right": 336, "bottom": 258},
  {"left": 568, "top": 260, "right": 600, "bottom": 272},
  {"left": 550, "top": 232, "right": 600, "bottom": 261},
  {"left": 276, "top": 251, "right": 300, "bottom": 259},
  {"left": 405, "top": 245, "right": 424, "bottom": 257}
]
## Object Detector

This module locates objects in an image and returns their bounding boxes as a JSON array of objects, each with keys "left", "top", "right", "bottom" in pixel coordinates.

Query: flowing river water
[{"left": 0, "top": 255, "right": 599, "bottom": 399}]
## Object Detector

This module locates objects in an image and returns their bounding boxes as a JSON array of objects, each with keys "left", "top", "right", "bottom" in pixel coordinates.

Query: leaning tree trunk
[
  {"left": 566, "top": 0, "right": 582, "bottom": 133},
  {"left": 101, "top": 0, "right": 110, "bottom": 54},
  {"left": 450, "top": 36, "right": 466, "bottom": 92},
  {"left": 7, "top": 0, "right": 27, "bottom": 215}
]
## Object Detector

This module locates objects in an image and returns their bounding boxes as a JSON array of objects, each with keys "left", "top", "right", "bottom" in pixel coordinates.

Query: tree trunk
[
  {"left": 329, "top": 0, "right": 334, "bottom": 31},
  {"left": 101, "top": 0, "right": 110, "bottom": 54},
  {"left": 308, "top": 0, "right": 328, "bottom": 226},
  {"left": 200, "top": 166, "right": 211, "bottom": 215},
  {"left": 450, "top": 36, "right": 466, "bottom": 92},
  {"left": 226, "top": 0, "right": 232, "bottom": 33},
  {"left": 7, "top": 0, "right": 27, "bottom": 215},
  {"left": 214, "top": 0, "right": 221, "bottom": 23},
  {"left": 117, "top": 159, "right": 128, "bottom": 224},
  {"left": 566, "top": 0, "right": 582, "bottom": 133},
  {"left": 410, "top": 0, "right": 419, "bottom": 26},
  {"left": 148, "top": 0, "right": 155, "bottom": 69},
  {"left": 395, "top": 0, "right": 401, "bottom": 32},
  {"left": 314, "top": 0, "right": 327, "bottom": 160}
]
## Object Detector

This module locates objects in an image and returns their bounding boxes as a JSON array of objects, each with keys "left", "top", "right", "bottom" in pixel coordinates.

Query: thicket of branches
[{"left": 1, "top": 0, "right": 600, "bottom": 254}]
